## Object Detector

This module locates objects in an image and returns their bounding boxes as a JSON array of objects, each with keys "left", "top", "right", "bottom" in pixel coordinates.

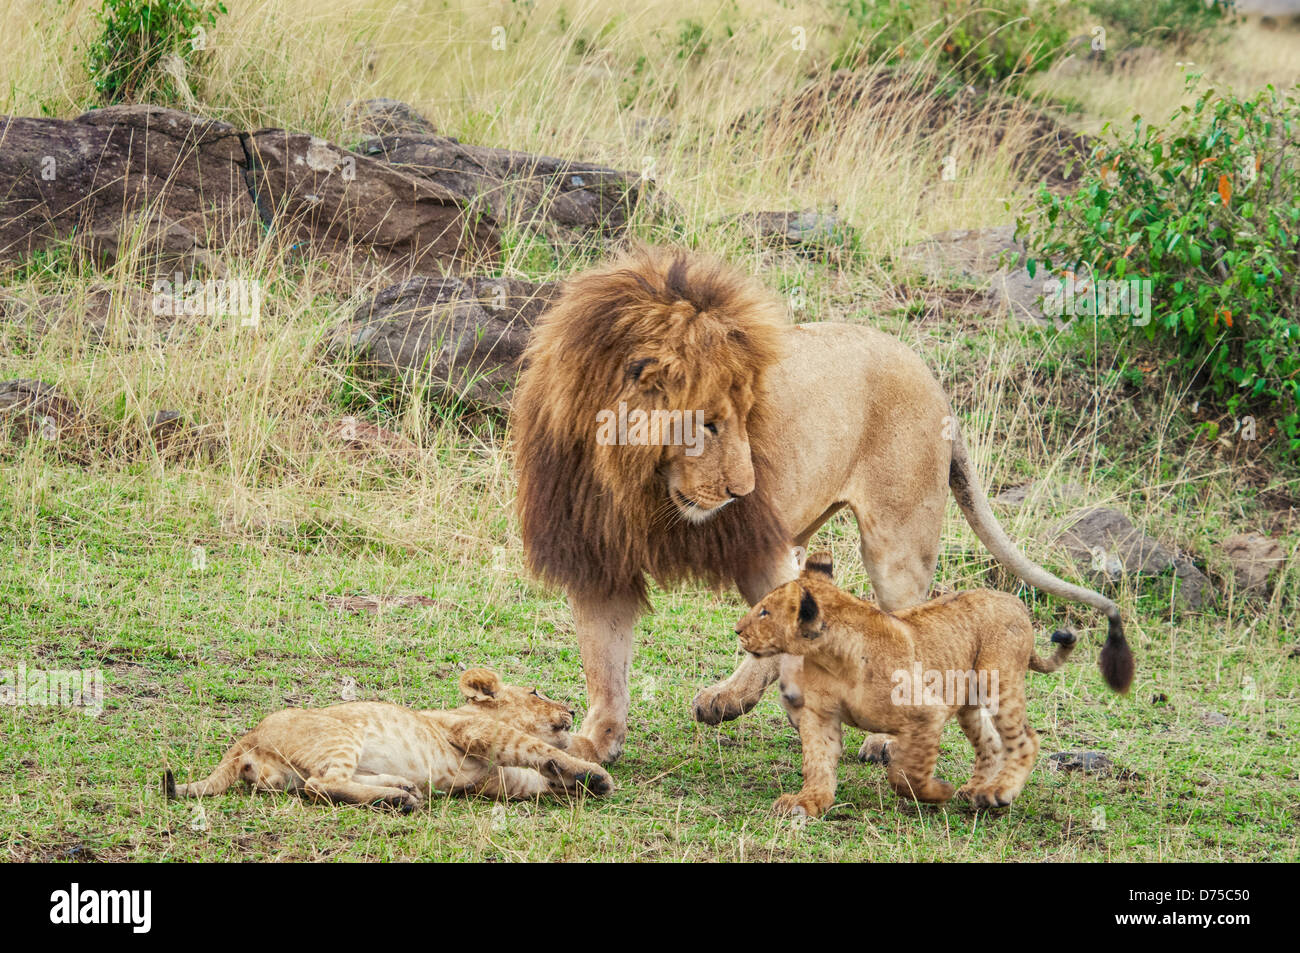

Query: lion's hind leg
[{"left": 848, "top": 498, "right": 943, "bottom": 770}]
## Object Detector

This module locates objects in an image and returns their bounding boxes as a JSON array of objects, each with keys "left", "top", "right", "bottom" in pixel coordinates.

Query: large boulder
[
  {"left": 0, "top": 107, "right": 251, "bottom": 270},
  {"left": 244, "top": 129, "right": 497, "bottom": 272},
  {"left": 329, "top": 275, "right": 559, "bottom": 411}
]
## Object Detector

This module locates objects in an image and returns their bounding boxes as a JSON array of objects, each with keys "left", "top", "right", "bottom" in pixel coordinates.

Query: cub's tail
[
  {"left": 949, "top": 432, "right": 1134, "bottom": 693},
  {"left": 1030, "top": 628, "right": 1078, "bottom": 674},
  {"left": 165, "top": 740, "right": 249, "bottom": 798}
]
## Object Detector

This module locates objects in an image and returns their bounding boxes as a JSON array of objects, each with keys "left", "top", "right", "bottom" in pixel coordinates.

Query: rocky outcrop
[{"left": 2, "top": 103, "right": 645, "bottom": 278}]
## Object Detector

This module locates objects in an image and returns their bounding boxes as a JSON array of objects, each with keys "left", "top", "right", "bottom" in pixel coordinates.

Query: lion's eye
[
  {"left": 704, "top": 421, "right": 718, "bottom": 435},
  {"left": 759, "top": 608, "right": 769, "bottom": 618}
]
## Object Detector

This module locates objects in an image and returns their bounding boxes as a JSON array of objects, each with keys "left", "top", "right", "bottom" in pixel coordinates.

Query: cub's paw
[
  {"left": 691, "top": 684, "right": 758, "bottom": 725},
  {"left": 965, "top": 787, "right": 1015, "bottom": 811},
  {"left": 857, "top": 734, "right": 895, "bottom": 765},
  {"left": 773, "top": 792, "right": 828, "bottom": 819},
  {"left": 378, "top": 792, "right": 420, "bottom": 814}
]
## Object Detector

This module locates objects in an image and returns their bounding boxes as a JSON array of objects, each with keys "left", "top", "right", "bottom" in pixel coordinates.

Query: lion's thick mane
[{"left": 512, "top": 246, "right": 792, "bottom": 603}]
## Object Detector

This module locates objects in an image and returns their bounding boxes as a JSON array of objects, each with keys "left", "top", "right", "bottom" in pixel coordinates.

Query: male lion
[
  {"left": 737, "top": 552, "right": 1086, "bottom": 817},
  {"left": 512, "top": 246, "right": 1133, "bottom": 763}
]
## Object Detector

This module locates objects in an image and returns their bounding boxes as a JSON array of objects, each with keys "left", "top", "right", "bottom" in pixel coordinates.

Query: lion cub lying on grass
[
  {"left": 165, "top": 669, "right": 613, "bottom": 812},
  {"left": 738, "top": 553, "right": 1129, "bottom": 817}
]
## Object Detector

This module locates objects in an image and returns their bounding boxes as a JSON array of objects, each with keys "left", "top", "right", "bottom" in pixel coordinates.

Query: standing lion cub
[
  {"left": 165, "top": 669, "right": 613, "bottom": 812},
  {"left": 737, "top": 553, "right": 1127, "bottom": 817}
]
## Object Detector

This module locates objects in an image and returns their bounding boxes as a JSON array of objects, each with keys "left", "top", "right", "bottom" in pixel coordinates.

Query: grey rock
[
  {"left": 358, "top": 133, "right": 642, "bottom": 243},
  {"left": 0, "top": 379, "right": 84, "bottom": 440},
  {"left": 1221, "top": 532, "right": 1286, "bottom": 595},
  {"left": 341, "top": 98, "right": 437, "bottom": 138},
  {"left": 1048, "top": 750, "right": 1115, "bottom": 774},
  {"left": 895, "top": 226, "right": 1047, "bottom": 324},
  {"left": 1052, "top": 506, "right": 1214, "bottom": 609},
  {"left": 730, "top": 210, "right": 853, "bottom": 251},
  {"left": 330, "top": 275, "right": 560, "bottom": 411}
]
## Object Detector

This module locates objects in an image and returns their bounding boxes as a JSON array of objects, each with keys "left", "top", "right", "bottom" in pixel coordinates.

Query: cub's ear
[
  {"left": 798, "top": 587, "right": 820, "bottom": 636},
  {"left": 626, "top": 357, "right": 660, "bottom": 391},
  {"left": 459, "top": 668, "right": 503, "bottom": 703},
  {"left": 804, "top": 551, "right": 834, "bottom": 578}
]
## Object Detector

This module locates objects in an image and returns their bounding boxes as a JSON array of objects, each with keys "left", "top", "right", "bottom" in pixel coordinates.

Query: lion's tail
[
  {"left": 1030, "top": 628, "right": 1078, "bottom": 674},
  {"left": 948, "top": 432, "right": 1134, "bottom": 694},
  {"left": 165, "top": 737, "right": 251, "bottom": 798}
]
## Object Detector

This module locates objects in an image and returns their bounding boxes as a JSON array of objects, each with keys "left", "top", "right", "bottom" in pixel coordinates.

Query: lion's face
[
  {"left": 458, "top": 669, "right": 576, "bottom": 749},
  {"left": 662, "top": 392, "right": 757, "bottom": 523}
]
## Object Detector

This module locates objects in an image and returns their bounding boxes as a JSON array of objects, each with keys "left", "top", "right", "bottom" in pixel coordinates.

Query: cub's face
[
  {"left": 743, "top": 579, "right": 811, "bottom": 655},
  {"left": 459, "top": 669, "right": 576, "bottom": 749},
  {"left": 736, "top": 554, "right": 835, "bottom": 657},
  {"left": 662, "top": 392, "right": 756, "bottom": 523}
]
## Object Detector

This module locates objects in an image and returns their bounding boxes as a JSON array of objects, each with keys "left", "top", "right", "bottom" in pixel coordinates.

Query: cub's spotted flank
[
  {"left": 735, "top": 553, "right": 1118, "bottom": 817},
  {"left": 165, "top": 669, "right": 612, "bottom": 811}
]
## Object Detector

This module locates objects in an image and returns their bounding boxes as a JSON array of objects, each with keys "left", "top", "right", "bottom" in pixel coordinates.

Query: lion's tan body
[
  {"left": 166, "top": 670, "right": 612, "bottom": 811},
  {"left": 512, "top": 246, "right": 1133, "bottom": 764},
  {"left": 737, "top": 554, "right": 1081, "bottom": 817}
]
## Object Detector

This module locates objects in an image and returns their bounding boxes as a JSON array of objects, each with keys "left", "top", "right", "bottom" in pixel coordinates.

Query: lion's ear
[
  {"left": 626, "top": 357, "right": 660, "bottom": 391},
  {"left": 460, "top": 668, "right": 503, "bottom": 703},
  {"left": 798, "top": 587, "right": 820, "bottom": 636},
  {"left": 804, "top": 551, "right": 833, "bottom": 578}
]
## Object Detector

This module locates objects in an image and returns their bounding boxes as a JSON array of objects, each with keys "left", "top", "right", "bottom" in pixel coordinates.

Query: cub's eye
[
  {"left": 704, "top": 421, "right": 718, "bottom": 435},
  {"left": 553, "top": 722, "right": 569, "bottom": 732},
  {"left": 759, "top": 608, "right": 769, "bottom": 618}
]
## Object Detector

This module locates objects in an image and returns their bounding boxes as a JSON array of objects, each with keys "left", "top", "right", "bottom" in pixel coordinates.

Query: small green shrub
[
  {"left": 1018, "top": 80, "right": 1300, "bottom": 452},
  {"left": 1085, "top": 0, "right": 1237, "bottom": 51},
  {"left": 834, "top": 0, "right": 1072, "bottom": 85},
  {"left": 85, "top": 0, "right": 227, "bottom": 105}
]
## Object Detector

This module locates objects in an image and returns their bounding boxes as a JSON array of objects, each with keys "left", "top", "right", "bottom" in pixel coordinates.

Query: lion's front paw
[
  {"left": 574, "top": 719, "right": 625, "bottom": 764},
  {"left": 691, "top": 683, "right": 759, "bottom": 725},
  {"left": 773, "top": 791, "right": 829, "bottom": 818}
]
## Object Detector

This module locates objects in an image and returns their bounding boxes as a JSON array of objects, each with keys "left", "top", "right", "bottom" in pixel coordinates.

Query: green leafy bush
[
  {"left": 85, "top": 0, "right": 227, "bottom": 104},
  {"left": 1018, "top": 80, "right": 1300, "bottom": 452},
  {"left": 834, "top": 0, "right": 1072, "bottom": 84},
  {"left": 1085, "top": 0, "right": 1237, "bottom": 51}
]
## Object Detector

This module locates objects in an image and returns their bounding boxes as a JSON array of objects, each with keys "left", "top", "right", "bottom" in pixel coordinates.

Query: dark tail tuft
[
  {"left": 163, "top": 769, "right": 178, "bottom": 799},
  {"left": 1098, "top": 611, "right": 1135, "bottom": 693}
]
